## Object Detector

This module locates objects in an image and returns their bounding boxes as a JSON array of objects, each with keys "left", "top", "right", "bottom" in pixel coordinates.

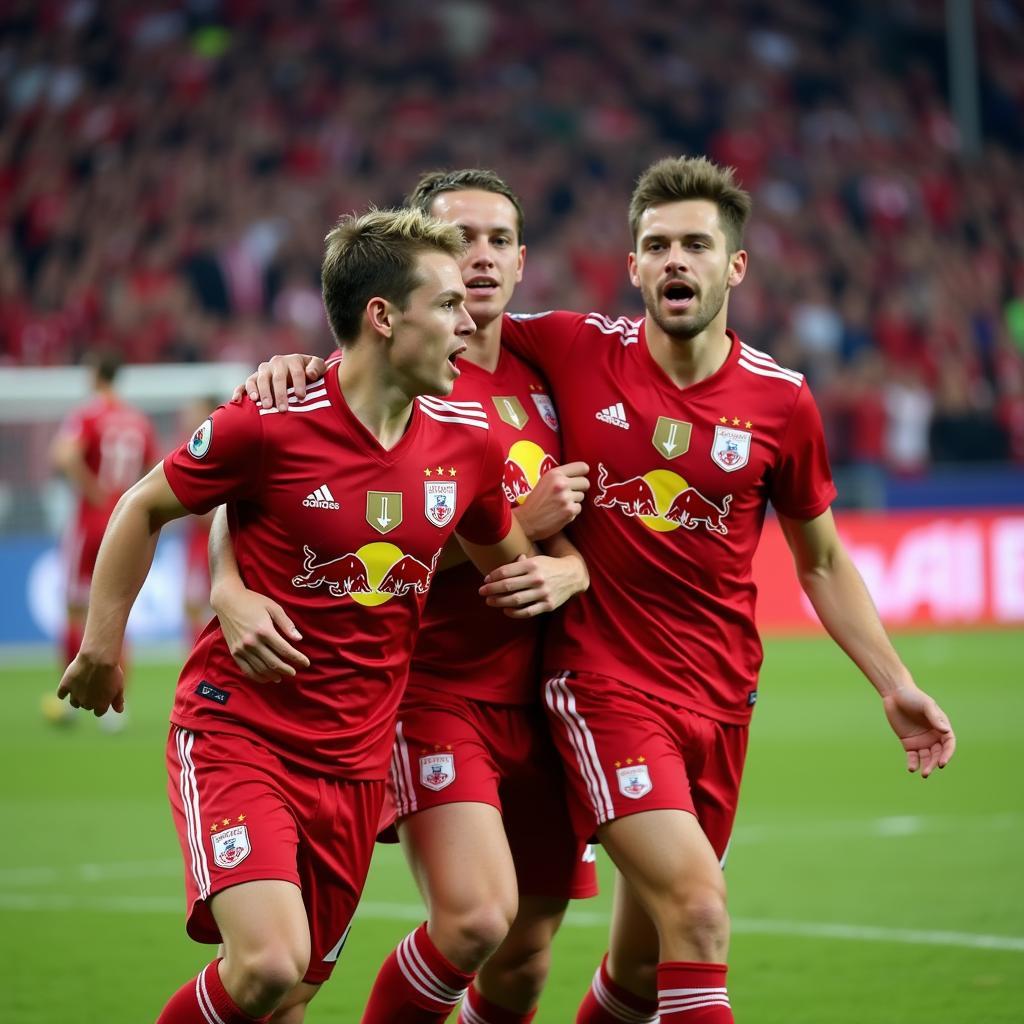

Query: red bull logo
[
  {"left": 593, "top": 463, "right": 732, "bottom": 536},
  {"left": 292, "top": 544, "right": 440, "bottom": 603},
  {"left": 502, "top": 440, "right": 558, "bottom": 505},
  {"left": 593, "top": 465, "right": 659, "bottom": 517},
  {"left": 292, "top": 545, "right": 373, "bottom": 597}
]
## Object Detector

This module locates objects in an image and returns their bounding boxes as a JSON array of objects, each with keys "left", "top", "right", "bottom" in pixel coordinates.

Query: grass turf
[{"left": 2, "top": 630, "right": 1021, "bottom": 1022}]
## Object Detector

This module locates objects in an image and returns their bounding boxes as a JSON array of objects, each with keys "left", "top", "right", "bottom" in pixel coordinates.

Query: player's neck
[
  {"left": 334, "top": 360, "right": 414, "bottom": 451},
  {"left": 644, "top": 315, "right": 732, "bottom": 389},
  {"left": 461, "top": 314, "right": 503, "bottom": 373}
]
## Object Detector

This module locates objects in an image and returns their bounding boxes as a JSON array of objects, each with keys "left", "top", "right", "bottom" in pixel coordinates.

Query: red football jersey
[
  {"left": 503, "top": 312, "right": 836, "bottom": 723},
  {"left": 59, "top": 395, "right": 158, "bottom": 531},
  {"left": 409, "top": 347, "right": 563, "bottom": 703},
  {"left": 163, "top": 366, "right": 512, "bottom": 779}
]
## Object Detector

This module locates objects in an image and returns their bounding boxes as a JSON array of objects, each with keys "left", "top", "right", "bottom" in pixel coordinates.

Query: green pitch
[{"left": 3, "top": 631, "right": 1021, "bottom": 1023}]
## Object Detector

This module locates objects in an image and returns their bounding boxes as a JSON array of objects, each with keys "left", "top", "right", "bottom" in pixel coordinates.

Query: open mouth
[
  {"left": 447, "top": 345, "right": 467, "bottom": 371},
  {"left": 466, "top": 276, "right": 499, "bottom": 294},
  {"left": 663, "top": 280, "right": 696, "bottom": 309}
]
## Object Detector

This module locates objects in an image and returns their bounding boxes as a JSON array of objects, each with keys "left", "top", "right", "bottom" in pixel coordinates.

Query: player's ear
[
  {"left": 627, "top": 251, "right": 640, "bottom": 288},
  {"left": 366, "top": 297, "right": 394, "bottom": 338}
]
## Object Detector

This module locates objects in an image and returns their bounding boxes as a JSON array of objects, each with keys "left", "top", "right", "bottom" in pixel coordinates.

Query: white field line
[{"left": 0, "top": 892, "right": 1021, "bottom": 953}]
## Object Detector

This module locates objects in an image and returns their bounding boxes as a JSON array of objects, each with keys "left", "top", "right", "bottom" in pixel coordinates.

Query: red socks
[
  {"left": 656, "top": 961, "right": 732, "bottom": 1021},
  {"left": 458, "top": 984, "right": 537, "bottom": 1023},
  {"left": 155, "top": 959, "right": 271, "bottom": 1023},
  {"left": 361, "top": 923, "right": 475, "bottom": 1023},
  {"left": 576, "top": 954, "right": 658, "bottom": 1023}
]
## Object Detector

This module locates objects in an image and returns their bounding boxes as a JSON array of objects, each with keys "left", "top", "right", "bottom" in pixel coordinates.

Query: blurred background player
[
  {"left": 56, "top": 206, "right": 577, "bottom": 1024},
  {"left": 46, "top": 350, "right": 157, "bottom": 725},
  {"left": 178, "top": 396, "right": 221, "bottom": 647},
  {"left": 223, "top": 169, "right": 597, "bottom": 1024}
]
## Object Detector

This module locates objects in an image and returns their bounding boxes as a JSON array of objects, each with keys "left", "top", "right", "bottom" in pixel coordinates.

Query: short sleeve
[
  {"left": 501, "top": 311, "right": 585, "bottom": 381},
  {"left": 454, "top": 426, "right": 513, "bottom": 546},
  {"left": 769, "top": 383, "right": 837, "bottom": 520},
  {"left": 163, "top": 400, "right": 264, "bottom": 515}
]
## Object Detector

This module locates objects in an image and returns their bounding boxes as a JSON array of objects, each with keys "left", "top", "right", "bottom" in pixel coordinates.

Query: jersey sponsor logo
[
  {"left": 593, "top": 464, "right": 732, "bottom": 536},
  {"left": 292, "top": 543, "right": 440, "bottom": 604},
  {"left": 502, "top": 441, "right": 557, "bottom": 504},
  {"left": 303, "top": 483, "right": 340, "bottom": 510},
  {"left": 615, "top": 764, "right": 652, "bottom": 799},
  {"left": 652, "top": 416, "right": 691, "bottom": 460},
  {"left": 424, "top": 481, "right": 457, "bottom": 526},
  {"left": 595, "top": 402, "right": 630, "bottom": 430},
  {"left": 712, "top": 425, "right": 752, "bottom": 473},
  {"left": 211, "top": 824, "right": 251, "bottom": 868},
  {"left": 491, "top": 395, "right": 529, "bottom": 430},
  {"left": 531, "top": 392, "right": 559, "bottom": 431},
  {"left": 367, "top": 491, "right": 402, "bottom": 534},
  {"left": 187, "top": 418, "right": 213, "bottom": 459},
  {"left": 419, "top": 752, "right": 455, "bottom": 791}
]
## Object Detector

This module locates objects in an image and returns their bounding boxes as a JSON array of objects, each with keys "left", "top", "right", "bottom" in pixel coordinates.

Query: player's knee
[
  {"left": 230, "top": 945, "right": 309, "bottom": 1013},
  {"left": 442, "top": 900, "right": 518, "bottom": 968},
  {"left": 676, "top": 887, "right": 730, "bottom": 960},
  {"left": 496, "top": 943, "right": 552, "bottom": 1004}
]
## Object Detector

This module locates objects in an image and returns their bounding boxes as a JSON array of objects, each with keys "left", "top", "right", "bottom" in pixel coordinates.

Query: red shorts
[
  {"left": 166, "top": 727, "right": 384, "bottom": 984},
  {"left": 389, "top": 690, "right": 598, "bottom": 900},
  {"left": 542, "top": 671, "right": 748, "bottom": 861},
  {"left": 63, "top": 521, "right": 105, "bottom": 605}
]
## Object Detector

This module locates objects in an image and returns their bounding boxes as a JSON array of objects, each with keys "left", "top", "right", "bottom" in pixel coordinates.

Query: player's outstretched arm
[
  {"left": 514, "top": 461, "right": 590, "bottom": 541},
  {"left": 208, "top": 507, "right": 309, "bottom": 683},
  {"left": 56, "top": 464, "right": 189, "bottom": 715},
  {"left": 778, "top": 509, "right": 955, "bottom": 777},
  {"left": 231, "top": 353, "right": 326, "bottom": 412}
]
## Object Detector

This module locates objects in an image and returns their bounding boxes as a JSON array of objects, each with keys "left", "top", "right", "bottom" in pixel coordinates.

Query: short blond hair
[
  {"left": 629, "top": 156, "right": 752, "bottom": 252},
  {"left": 322, "top": 207, "right": 466, "bottom": 344}
]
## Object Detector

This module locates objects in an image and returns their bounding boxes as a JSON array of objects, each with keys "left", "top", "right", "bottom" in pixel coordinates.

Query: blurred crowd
[{"left": 1, "top": 0, "right": 1023, "bottom": 470}]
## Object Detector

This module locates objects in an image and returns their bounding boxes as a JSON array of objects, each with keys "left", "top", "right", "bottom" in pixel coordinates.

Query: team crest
[
  {"left": 419, "top": 753, "right": 455, "bottom": 791},
  {"left": 367, "top": 491, "right": 402, "bottom": 534},
  {"left": 531, "top": 393, "right": 559, "bottom": 431},
  {"left": 492, "top": 396, "right": 529, "bottom": 430},
  {"left": 211, "top": 825, "right": 251, "bottom": 868},
  {"left": 188, "top": 418, "right": 213, "bottom": 460},
  {"left": 616, "top": 764, "right": 652, "bottom": 799},
  {"left": 652, "top": 416, "right": 691, "bottom": 460},
  {"left": 424, "top": 481, "right": 457, "bottom": 526},
  {"left": 711, "top": 426, "right": 751, "bottom": 473}
]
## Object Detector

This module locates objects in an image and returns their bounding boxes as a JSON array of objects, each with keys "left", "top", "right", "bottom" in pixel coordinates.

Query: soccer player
[
  {"left": 50, "top": 350, "right": 158, "bottom": 677},
  {"left": 218, "top": 170, "right": 598, "bottom": 1024},
  {"left": 56, "top": 207, "right": 578, "bottom": 1024},
  {"left": 243, "top": 156, "right": 957, "bottom": 1023}
]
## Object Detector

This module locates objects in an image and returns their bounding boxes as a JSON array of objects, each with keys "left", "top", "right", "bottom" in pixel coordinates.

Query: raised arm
[
  {"left": 208, "top": 506, "right": 309, "bottom": 683},
  {"left": 56, "top": 464, "right": 188, "bottom": 714},
  {"left": 778, "top": 508, "right": 955, "bottom": 778}
]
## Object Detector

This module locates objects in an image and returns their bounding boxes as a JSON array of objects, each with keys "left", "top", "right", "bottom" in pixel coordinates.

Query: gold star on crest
[
  {"left": 237, "top": 814, "right": 246, "bottom": 823},
  {"left": 448, "top": 466, "right": 457, "bottom": 477},
  {"left": 745, "top": 420, "right": 753, "bottom": 429},
  {"left": 424, "top": 467, "right": 432, "bottom": 477},
  {"left": 732, "top": 417, "right": 741, "bottom": 426},
  {"left": 625, "top": 757, "right": 634, "bottom": 765},
  {"left": 638, "top": 756, "right": 646, "bottom": 763},
  {"left": 719, "top": 416, "right": 728, "bottom": 424},
  {"left": 222, "top": 818, "right": 231, "bottom": 827},
  {"left": 210, "top": 823, "right": 219, "bottom": 833},
  {"left": 614, "top": 760, "right": 622, "bottom": 769},
  {"left": 435, "top": 466, "right": 444, "bottom": 475}
]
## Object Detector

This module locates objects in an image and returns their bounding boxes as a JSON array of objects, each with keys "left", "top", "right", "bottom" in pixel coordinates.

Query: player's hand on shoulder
[
  {"left": 231, "top": 354, "right": 326, "bottom": 412},
  {"left": 515, "top": 461, "right": 590, "bottom": 540},
  {"left": 881, "top": 684, "right": 955, "bottom": 779},
  {"left": 211, "top": 585, "right": 310, "bottom": 683},
  {"left": 56, "top": 652, "right": 125, "bottom": 717},
  {"left": 479, "top": 551, "right": 587, "bottom": 619}
]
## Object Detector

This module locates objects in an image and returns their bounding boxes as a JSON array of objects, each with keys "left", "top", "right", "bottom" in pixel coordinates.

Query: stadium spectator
[{"left": 56, "top": 207, "right": 586, "bottom": 1024}]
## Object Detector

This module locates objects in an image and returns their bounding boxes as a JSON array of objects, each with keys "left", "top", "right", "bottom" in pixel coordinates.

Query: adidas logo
[
  {"left": 303, "top": 484, "right": 340, "bottom": 510},
  {"left": 595, "top": 402, "right": 630, "bottom": 430}
]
